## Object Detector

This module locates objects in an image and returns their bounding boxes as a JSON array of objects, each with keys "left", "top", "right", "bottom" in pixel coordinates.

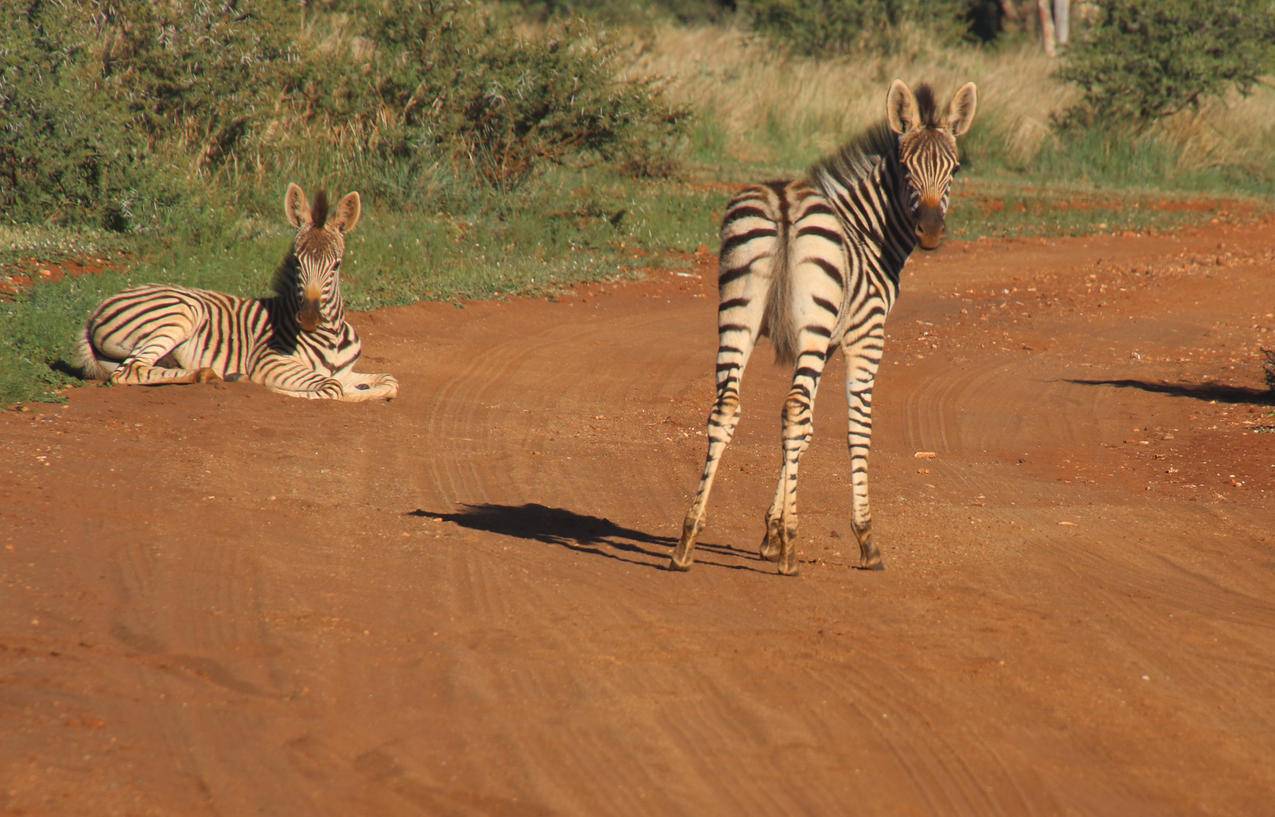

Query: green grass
[
  {"left": 946, "top": 179, "right": 1261, "bottom": 240},
  {"left": 0, "top": 224, "right": 131, "bottom": 271},
  {"left": 962, "top": 125, "right": 1275, "bottom": 199}
]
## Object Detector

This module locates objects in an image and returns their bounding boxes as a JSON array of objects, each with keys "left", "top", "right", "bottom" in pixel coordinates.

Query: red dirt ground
[
  {"left": 0, "top": 256, "right": 123, "bottom": 300},
  {"left": 2, "top": 218, "right": 1274, "bottom": 816}
]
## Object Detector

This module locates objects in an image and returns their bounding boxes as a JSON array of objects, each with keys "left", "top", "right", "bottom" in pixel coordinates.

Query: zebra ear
[
  {"left": 285, "top": 183, "right": 311, "bottom": 229},
  {"left": 332, "top": 191, "right": 361, "bottom": 234},
  {"left": 946, "top": 82, "right": 977, "bottom": 137},
  {"left": 886, "top": 79, "right": 920, "bottom": 135}
]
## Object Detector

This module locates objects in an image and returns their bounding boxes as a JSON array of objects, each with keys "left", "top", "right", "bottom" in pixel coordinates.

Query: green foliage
[
  {"left": 0, "top": 0, "right": 688, "bottom": 228},
  {"left": 341, "top": 3, "right": 689, "bottom": 190},
  {"left": 507, "top": 0, "right": 734, "bottom": 26},
  {"left": 945, "top": 182, "right": 1215, "bottom": 241},
  {"left": 741, "top": 0, "right": 968, "bottom": 56},
  {"left": 91, "top": 0, "right": 302, "bottom": 165},
  {"left": 1058, "top": 0, "right": 1275, "bottom": 126},
  {"left": 0, "top": 2, "right": 146, "bottom": 228}
]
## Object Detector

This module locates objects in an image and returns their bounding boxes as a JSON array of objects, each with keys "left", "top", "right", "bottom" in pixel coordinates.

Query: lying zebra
[{"left": 78, "top": 183, "right": 398, "bottom": 402}]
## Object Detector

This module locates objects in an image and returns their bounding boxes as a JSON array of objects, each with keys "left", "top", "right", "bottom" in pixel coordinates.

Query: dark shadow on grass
[
  {"left": 407, "top": 503, "right": 767, "bottom": 573},
  {"left": 50, "top": 358, "right": 85, "bottom": 379},
  {"left": 1067, "top": 378, "right": 1274, "bottom": 405}
]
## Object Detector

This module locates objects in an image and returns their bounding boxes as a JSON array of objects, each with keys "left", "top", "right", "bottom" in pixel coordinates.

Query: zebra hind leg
[
  {"left": 843, "top": 324, "right": 886, "bottom": 571},
  {"left": 759, "top": 462, "right": 786, "bottom": 562},
  {"left": 670, "top": 381, "right": 744, "bottom": 571},
  {"left": 105, "top": 331, "right": 219, "bottom": 386},
  {"left": 765, "top": 345, "right": 830, "bottom": 576},
  {"left": 669, "top": 292, "right": 767, "bottom": 571},
  {"left": 672, "top": 184, "right": 779, "bottom": 572}
]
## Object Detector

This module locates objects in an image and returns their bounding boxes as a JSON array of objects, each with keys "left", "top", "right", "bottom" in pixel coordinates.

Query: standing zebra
[
  {"left": 78, "top": 183, "right": 398, "bottom": 402},
  {"left": 670, "top": 79, "right": 977, "bottom": 576}
]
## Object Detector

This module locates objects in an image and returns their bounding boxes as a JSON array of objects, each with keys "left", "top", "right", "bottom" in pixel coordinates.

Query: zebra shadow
[
  {"left": 406, "top": 503, "right": 767, "bottom": 573},
  {"left": 50, "top": 358, "right": 84, "bottom": 379},
  {"left": 1067, "top": 378, "right": 1275, "bottom": 405}
]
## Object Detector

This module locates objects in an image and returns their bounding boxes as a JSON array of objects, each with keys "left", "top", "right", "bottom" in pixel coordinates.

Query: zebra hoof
[
  {"left": 856, "top": 556, "right": 885, "bottom": 571},
  {"left": 195, "top": 367, "right": 221, "bottom": 383},
  {"left": 666, "top": 558, "right": 692, "bottom": 573}
]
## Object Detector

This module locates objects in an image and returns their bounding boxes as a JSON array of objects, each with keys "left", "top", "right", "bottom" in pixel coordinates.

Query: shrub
[
  {"left": 88, "top": 0, "right": 303, "bottom": 167},
  {"left": 1057, "top": 0, "right": 1275, "bottom": 126},
  {"left": 506, "top": 0, "right": 735, "bottom": 26},
  {"left": 741, "top": 0, "right": 968, "bottom": 56},
  {"left": 2, "top": 0, "right": 688, "bottom": 227},
  {"left": 328, "top": 2, "right": 689, "bottom": 189},
  {"left": 0, "top": 2, "right": 145, "bottom": 228}
]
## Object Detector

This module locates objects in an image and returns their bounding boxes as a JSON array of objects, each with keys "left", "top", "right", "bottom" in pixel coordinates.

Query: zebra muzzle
[
  {"left": 915, "top": 205, "right": 946, "bottom": 251},
  {"left": 298, "top": 298, "right": 322, "bottom": 332}
]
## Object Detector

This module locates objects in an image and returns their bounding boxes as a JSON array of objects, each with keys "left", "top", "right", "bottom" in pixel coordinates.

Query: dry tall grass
[{"left": 622, "top": 24, "right": 1275, "bottom": 181}]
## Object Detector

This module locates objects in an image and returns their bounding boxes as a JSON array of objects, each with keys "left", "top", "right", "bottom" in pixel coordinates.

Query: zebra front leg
[
  {"left": 253, "top": 354, "right": 344, "bottom": 400},
  {"left": 333, "top": 370, "right": 399, "bottom": 402},
  {"left": 844, "top": 323, "right": 885, "bottom": 570},
  {"left": 766, "top": 346, "right": 829, "bottom": 576},
  {"left": 107, "top": 327, "right": 220, "bottom": 386}
]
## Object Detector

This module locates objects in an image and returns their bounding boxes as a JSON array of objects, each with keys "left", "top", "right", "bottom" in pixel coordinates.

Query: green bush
[
  {"left": 0, "top": 2, "right": 145, "bottom": 228},
  {"left": 340, "top": 3, "right": 689, "bottom": 190},
  {"left": 90, "top": 0, "right": 302, "bottom": 167},
  {"left": 0, "top": 0, "right": 688, "bottom": 228},
  {"left": 741, "top": 0, "right": 968, "bottom": 56},
  {"left": 1058, "top": 0, "right": 1275, "bottom": 126},
  {"left": 506, "top": 0, "right": 734, "bottom": 26}
]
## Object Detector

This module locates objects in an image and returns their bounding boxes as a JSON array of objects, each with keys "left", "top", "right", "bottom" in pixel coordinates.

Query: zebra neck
[
  {"left": 326, "top": 291, "right": 348, "bottom": 327},
  {"left": 275, "top": 288, "right": 348, "bottom": 331},
  {"left": 264, "top": 292, "right": 349, "bottom": 349},
  {"left": 814, "top": 155, "right": 918, "bottom": 287}
]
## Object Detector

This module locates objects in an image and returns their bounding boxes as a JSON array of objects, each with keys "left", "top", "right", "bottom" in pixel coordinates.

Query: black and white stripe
[
  {"left": 670, "top": 80, "right": 977, "bottom": 575},
  {"left": 77, "top": 184, "right": 398, "bottom": 402}
]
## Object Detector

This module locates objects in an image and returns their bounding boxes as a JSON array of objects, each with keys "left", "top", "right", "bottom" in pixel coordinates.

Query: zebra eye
[
  {"left": 332, "top": 260, "right": 342, "bottom": 271},
  {"left": 952, "top": 163, "right": 962, "bottom": 176}
]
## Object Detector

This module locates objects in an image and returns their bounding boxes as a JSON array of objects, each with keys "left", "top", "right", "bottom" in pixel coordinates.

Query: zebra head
[
  {"left": 283, "top": 183, "right": 361, "bottom": 332},
  {"left": 886, "top": 80, "right": 977, "bottom": 251}
]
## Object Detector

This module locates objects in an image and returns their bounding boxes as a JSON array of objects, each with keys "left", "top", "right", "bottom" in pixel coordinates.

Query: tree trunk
[
  {"left": 1054, "top": 0, "right": 1070, "bottom": 46},
  {"left": 1038, "top": 0, "right": 1057, "bottom": 56}
]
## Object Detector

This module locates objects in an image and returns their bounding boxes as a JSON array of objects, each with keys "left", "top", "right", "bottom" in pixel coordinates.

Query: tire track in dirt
[{"left": 382, "top": 293, "right": 1055, "bottom": 816}]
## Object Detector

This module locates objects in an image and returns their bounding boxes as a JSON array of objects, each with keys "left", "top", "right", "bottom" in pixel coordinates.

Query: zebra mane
[
  {"left": 310, "top": 190, "right": 329, "bottom": 229},
  {"left": 270, "top": 252, "right": 300, "bottom": 298},
  {"left": 810, "top": 83, "right": 943, "bottom": 191},
  {"left": 914, "top": 83, "right": 940, "bottom": 128},
  {"left": 808, "top": 120, "right": 898, "bottom": 191}
]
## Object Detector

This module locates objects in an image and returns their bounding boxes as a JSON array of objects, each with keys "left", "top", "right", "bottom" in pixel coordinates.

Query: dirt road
[{"left": 3, "top": 218, "right": 1274, "bottom": 816}]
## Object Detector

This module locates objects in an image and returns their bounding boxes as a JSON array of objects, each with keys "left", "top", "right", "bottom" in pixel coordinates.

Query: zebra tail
[
  {"left": 75, "top": 324, "right": 110, "bottom": 380},
  {"left": 763, "top": 214, "right": 799, "bottom": 368}
]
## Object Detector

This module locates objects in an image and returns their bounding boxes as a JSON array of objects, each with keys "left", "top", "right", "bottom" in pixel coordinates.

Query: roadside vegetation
[{"left": 2, "top": 0, "right": 1274, "bottom": 404}]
